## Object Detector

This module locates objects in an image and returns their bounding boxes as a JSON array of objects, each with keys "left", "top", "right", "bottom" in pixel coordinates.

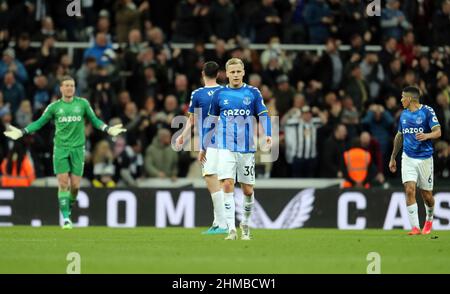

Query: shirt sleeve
[
  {"left": 188, "top": 90, "right": 199, "bottom": 114},
  {"left": 427, "top": 107, "right": 440, "bottom": 129},
  {"left": 83, "top": 98, "right": 107, "bottom": 130},
  {"left": 208, "top": 89, "right": 220, "bottom": 116},
  {"left": 397, "top": 113, "right": 403, "bottom": 134},
  {"left": 252, "top": 88, "right": 268, "bottom": 116},
  {"left": 252, "top": 88, "right": 271, "bottom": 136},
  {"left": 24, "top": 103, "right": 54, "bottom": 134}
]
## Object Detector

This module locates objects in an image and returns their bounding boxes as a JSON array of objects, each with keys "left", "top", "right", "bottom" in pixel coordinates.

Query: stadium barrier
[{"left": 1, "top": 187, "right": 449, "bottom": 230}]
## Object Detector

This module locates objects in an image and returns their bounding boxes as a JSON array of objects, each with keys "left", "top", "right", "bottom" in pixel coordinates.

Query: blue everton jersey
[
  {"left": 188, "top": 85, "right": 222, "bottom": 150},
  {"left": 208, "top": 83, "right": 270, "bottom": 153},
  {"left": 398, "top": 104, "right": 440, "bottom": 159}
]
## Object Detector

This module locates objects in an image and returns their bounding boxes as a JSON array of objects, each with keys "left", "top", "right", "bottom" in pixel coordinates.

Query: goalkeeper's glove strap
[
  {"left": 103, "top": 125, "right": 110, "bottom": 133},
  {"left": 21, "top": 128, "right": 28, "bottom": 135}
]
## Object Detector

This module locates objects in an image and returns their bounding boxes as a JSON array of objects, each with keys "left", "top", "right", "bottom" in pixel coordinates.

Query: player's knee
[
  {"left": 70, "top": 187, "right": 79, "bottom": 196},
  {"left": 242, "top": 186, "right": 254, "bottom": 196},
  {"left": 405, "top": 185, "right": 415, "bottom": 196},
  {"left": 222, "top": 179, "right": 234, "bottom": 192},
  {"left": 58, "top": 178, "right": 70, "bottom": 191}
]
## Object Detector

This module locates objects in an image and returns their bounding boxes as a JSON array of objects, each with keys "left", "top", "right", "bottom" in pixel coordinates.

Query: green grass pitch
[{"left": 1, "top": 227, "right": 449, "bottom": 274}]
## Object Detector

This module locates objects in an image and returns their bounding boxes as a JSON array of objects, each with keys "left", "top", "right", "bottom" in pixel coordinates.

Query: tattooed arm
[{"left": 389, "top": 132, "right": 403, "bottom": 173}]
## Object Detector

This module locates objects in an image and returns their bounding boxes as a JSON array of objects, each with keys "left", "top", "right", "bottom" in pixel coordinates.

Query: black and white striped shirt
[{"left": 284, "top": 117, "right": 322, "bottom": 163}]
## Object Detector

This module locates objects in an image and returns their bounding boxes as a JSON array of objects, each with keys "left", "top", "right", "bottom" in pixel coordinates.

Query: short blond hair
[{"left": 225, "top": 58, "right": 244, "bottom": 70}]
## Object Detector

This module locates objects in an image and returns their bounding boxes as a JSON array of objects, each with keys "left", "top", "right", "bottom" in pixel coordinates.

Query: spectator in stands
[
  {"left": 123, "top": 29, "right": 148, "bottom": 73},
  {"left": 0, "top": 48, "right": 28, "bottom": 84},
  {"left": 434, "top": 140, "right": 450, "bottom": 179},
  {"left": 432, "top": 0, "right": 450, "bottom": 47},
  {"left": 144, "top": 128, "right": 178, "bottom": 179},
  {"left": 381, "top": 0, "right": 412, "bottom": 41},
  {"left": 207, "top": 0, "right": 240, "bottom": 44},
  {"left": 147, "top": 26, "right": 172, "bottom": 63},
  {"left": 15, "top": 100, "right": 32, "bottom": 129},
  {"left": 261, "top": 84, "right": 278, "bottom": 116},
  {"left": 249, "top": 73, "right": 262, "bottom": 89},
  {"left": 33, "top": 17, "right": 58, "bottom": 42},
  {"left": 340, "top": 0, "right": 369, "bottom": 44},
  {"left": 283, "top": 105, "right": 325, "bottom": 178},
  {"left": 260, "top": 37, "right": 289, "bottom": 72},
  {"left": 303, "top": 0, "right": 332, "bottom": 44},
  {"left": 272, "top": 74, "right": 295, "bottom": 119},
  {"left": 36, "top": 36, "right": 59, "bottom": 75},
  {"left": 0, "top": 142, "right": 35, "bottom": 187},
  {"left": 345, "top": 62, "right": 370, "bottom": 112},
  {"left": 14, "top": 33, "right": 37, "bottom": 77},
  {"left": 114, "top": 136, "right": 143, "bottom": 187},
  {"left": 316, "top": 38, "right": 343, "bottom": 92},
  {"left": 341, "top": 139, "right": 376, "bottom": 188},
  {"left": 362, "top": 104, "right": 395, "bottom": 163},
  {"left": 83, "top": 32, "right": 115, "bottom": 68},
  {"left": 320, "top": 123, "right": 348, "bottom": 178},
  {"left": 384, "top": 57, "right": 403, "bottom": 97},
  {"left": 340, "top": 95, "right": 360, "bottom": 139},
  {"left": 174, "top": 74, "right": 190, "bottom": 106},
  {"left": 436, "top": 72, "right": 450, "bottom": 104},
  {"left": 397, "top": 30, "right": 417, "bottom": 68},
  {"left": 173, "top": 0, "right": 208, "bottom": 43},
  {"left": 88, "top": 10, "right": 113, "bottom": 45},
  {"left": 378, "top": 37, "right": 399, "bottom": 72},
  {"left": 252, "top": 0, "right": 281, "bottom": 44},
  {"left": 360, "top": 131, "right": 385, "bottom": 185},
  {"left": 261, "top": 55, "right": 283, "bottom": 88},
  {"left": 1, "top": 71, "right": 25, "bottom": 114},
  {"left": 115, "top": 0, "right": 148, "bottom": 43},
  {"left": 359, "top": 52, "right": 385, "bottom": 101},
  {"left": 76, "top": 57, "right": 97, "bottom": 98},
  {"left": 91, "top": 140, "right": 116, "bottom": 188}
]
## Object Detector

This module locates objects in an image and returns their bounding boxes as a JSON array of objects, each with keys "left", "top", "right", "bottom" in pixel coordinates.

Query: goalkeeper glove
[
  {"left": 105, "top": 124, "right": 126, "bottom": 137},
  {"left": 3, "top": 125, "right": 25, "bottom": 140}
]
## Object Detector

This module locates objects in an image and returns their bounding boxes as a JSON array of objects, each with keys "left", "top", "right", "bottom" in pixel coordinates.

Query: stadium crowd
[{"left": 0, "top": 0, "right": 449, "bottom": 187}]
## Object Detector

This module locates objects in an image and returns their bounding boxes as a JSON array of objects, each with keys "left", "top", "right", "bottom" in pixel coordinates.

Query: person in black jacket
[{"left": 320, "top": 123, "right": 348, "bottom": 178}]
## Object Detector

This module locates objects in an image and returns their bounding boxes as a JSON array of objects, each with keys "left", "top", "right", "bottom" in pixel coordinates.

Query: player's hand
[
  {"left": 107, "top": 124, "right": 126, "bottom": 137},
  {"left": 198, "top": 150, "right": 207, "bottom": 166},
  {"left": 416, "top": 132, "right": 429, "bottom": 141},
  {"left": 265, "top": 136, "right": 272, "bottom": 149},
  {"left": 389, "top": 159, "right": 397, "bottom": 173},
  {"left": 175, "top": 135, "right": 184, "bottom": 150},
  {"left": 3, "top": 125, "right": 23, "bottom": 140}
]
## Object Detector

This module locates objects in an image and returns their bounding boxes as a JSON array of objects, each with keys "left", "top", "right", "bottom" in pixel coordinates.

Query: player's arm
[
  {"left": 416, "top": 125, "right": 441, "bottom": 141},
  {"left": 253, "top": 88, "right": 272, "bottom": 146},
  {"left": 4, "top": 104, "right": 54, "bottom": 140},
  {"left": 417, "top": 108, "right": 441, "bottom": 141},
  {"left": 389, "top": 132, "right": 403, "bottom": 173},
  {"left": 390, "top": 132, "right": 403, "bottom": 160},
  {"left": 83, "top": 99, "right": 126, "bottom": 136}
]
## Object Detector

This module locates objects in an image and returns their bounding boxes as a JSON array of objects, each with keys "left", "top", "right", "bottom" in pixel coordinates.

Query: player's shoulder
[
  {"left": 77, "top": 96, "right": 89, "bottom": 103},
  {"left": 421, "top": 104, "right": 436, "bottom": 113},
  {"left": 212, "top": 85, "right": 226, "bottom": 96},
  {"left": 44, "top": 100, "right": 59, "bottom": 112},
  {"left": 247, "top": 85, "right": 261, "bottom": 98}
]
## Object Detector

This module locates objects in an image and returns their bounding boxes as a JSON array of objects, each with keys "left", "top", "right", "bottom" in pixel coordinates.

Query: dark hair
[
  {"left": 60, "top": 75, "right": 75, "bottom": 86},
  {"left": 402, "top": 86, "right": 421, "bottom": 100},
  {"left": 203, "top": 61, "right": 219, "bottom": 78},
  {"left": 6, "top": 143, "right": 26, "bottom": 175}
]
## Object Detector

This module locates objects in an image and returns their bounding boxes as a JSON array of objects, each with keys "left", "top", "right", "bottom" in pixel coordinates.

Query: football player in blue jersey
[
  {"left": 389, "top": 86, "right": 441, "bottom": 235},
  {"left": 176, "top": 61, "right": 228, "bottom": 235},
  {"left": 209, "top": 58, "right": 272, "bottom": 240}
]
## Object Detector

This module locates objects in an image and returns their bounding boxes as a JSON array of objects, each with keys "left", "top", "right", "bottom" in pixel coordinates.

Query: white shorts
[
  {"left": 202, "top": 147, "right": 219, "bottom": 176},
  {"left": 401, "top": 153, "right": 434, "bottom": 191},
  {"left": 217, "top": 149, "right": 255, "bottom": 185}
]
